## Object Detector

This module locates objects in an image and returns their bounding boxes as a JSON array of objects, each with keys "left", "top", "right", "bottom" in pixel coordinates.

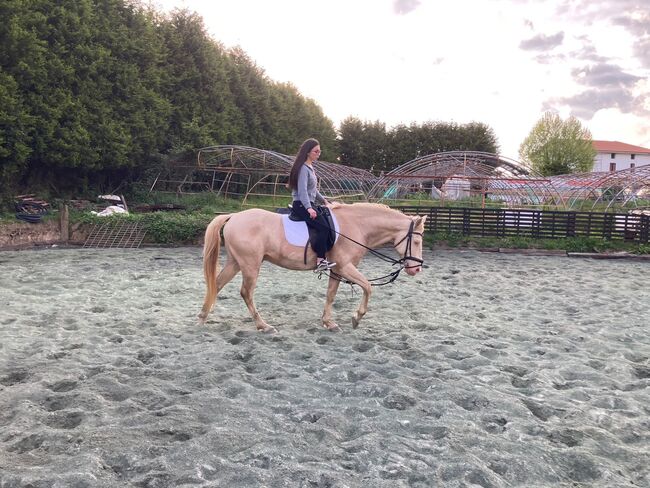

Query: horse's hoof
[
  {"left": 197, "top": 314, "right": 206, "bottom": 325},
  {"left": 323, "top": 322, "right": 341, "bottom": 332},
  {"left": 351, "top": 317, "right": 359, "bottom": 329},
  {"left": 258, "top": 325, "right": 278, "bottom": 334}
]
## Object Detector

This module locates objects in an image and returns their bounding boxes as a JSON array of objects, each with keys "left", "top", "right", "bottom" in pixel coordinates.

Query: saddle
[{"left": 277, "top": 205, "right": 338, "bottom": 262}]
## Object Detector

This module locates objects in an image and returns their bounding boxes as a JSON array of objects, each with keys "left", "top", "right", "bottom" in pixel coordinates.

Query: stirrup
[{"left": 314, "top": 259, "right": 336, "bottom": 273}]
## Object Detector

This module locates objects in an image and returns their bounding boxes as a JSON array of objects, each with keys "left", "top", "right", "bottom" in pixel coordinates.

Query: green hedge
[{"left": 429, "top": 231, "right": 650, "bottom": 254}]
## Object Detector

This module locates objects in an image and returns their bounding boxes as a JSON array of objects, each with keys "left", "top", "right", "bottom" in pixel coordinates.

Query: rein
[{"left": 322, "top": 220, "right": 424, "bottom": 287}]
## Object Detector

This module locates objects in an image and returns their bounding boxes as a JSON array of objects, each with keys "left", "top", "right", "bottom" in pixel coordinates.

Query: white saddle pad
[{"left": 281, "top": 212, "right": 340, "bottom": 247}]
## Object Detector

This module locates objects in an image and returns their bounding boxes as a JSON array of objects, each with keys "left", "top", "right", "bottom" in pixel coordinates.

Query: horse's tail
[{"left": 199, "top": 213, "right": 232, "bottom": 324}]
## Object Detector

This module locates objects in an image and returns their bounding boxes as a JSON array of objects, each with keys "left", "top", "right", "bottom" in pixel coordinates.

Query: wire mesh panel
[{"left": 83, "top": 222, "right": 147, "bottom": 248}]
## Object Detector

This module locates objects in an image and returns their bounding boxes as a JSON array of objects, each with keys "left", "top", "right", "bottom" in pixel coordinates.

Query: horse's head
[{"left": 394, "top": 215, "right": 427, "bottom": 276}]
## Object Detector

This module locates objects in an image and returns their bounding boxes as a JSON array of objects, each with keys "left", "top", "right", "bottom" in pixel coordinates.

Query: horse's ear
[{"left": 413, "top": 215, "right": 427, "bottom": 228}]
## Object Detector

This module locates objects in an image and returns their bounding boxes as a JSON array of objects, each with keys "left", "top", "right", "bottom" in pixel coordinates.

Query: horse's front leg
[
  {"left": 337, "top": 263, "right": 372, "bottom": 329},
  {"left": 321, "top": 275, "right": 342, "bottom": 331}
]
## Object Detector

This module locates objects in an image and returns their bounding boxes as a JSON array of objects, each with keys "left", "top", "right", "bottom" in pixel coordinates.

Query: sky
[{"left": 154, "top": 0, "right": 650, "bottom": 160}]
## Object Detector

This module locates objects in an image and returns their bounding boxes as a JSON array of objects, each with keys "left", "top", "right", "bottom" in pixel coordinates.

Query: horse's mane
[{"left": 331, "top": 201, "right": 403, "bottom": 215}]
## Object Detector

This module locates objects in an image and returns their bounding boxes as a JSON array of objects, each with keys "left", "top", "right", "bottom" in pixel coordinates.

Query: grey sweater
[{"left": 292, "top": 164, "right": 325, "bottom": 209}]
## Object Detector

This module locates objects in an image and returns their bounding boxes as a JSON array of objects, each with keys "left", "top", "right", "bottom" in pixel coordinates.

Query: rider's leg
[{"left": 306, "top": 212, "right": 334, "bottom": 267}]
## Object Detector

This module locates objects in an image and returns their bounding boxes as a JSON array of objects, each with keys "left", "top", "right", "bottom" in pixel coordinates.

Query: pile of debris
[
  {"left": 14, "top": 194, "right": 50, "bottom": 223},
  {"left": 90, "top": 194, "right": 129, "bottom": 216}
]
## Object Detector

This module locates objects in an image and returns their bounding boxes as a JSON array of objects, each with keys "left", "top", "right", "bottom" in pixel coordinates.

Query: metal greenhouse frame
[
  {"left": 149, "top": 145, "right": 377, "bottom": 208},
  {"left": 367, "top": 151, "right": 565, "bottom": 208},
  {"left": 550, "top": 164, "right": 650, "bottom": 212},
  {"left": 148, "top": 147, "right": 650, "bottom": 213}
]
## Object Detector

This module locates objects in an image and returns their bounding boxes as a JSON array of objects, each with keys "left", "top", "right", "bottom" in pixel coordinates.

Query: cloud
[
  {"left": 612, "top": 12, "right": 650, "bottom": 68},
  {"left": 519, "top": 32, "right": 564, "bottom": 51},
  {"left": 393, "top": 0, "right": 421, "bottom": 15},
  {"left": 530, "top": 3, "right": 649, "bottom": 124},
  {"left": 533, "top": 53, "right": 566, "bottom": 64},
  {"left": 634, "top": 37, "right": 650, "bottom": 68},
  {"left": 544, "top": 62, "right": 649, "bottom": 119},
  {"left": 555, "top": 0, "right": 645, "bottom": 21},
  {"left": 554, "top": 0, "right": 650, "bottom": 67},
  {"left": 545, "top": 88, "right": 642, "bottom": 119},
  {"left": 572, "top": 63, "right": 641, "bottom": 88},
  {"left": 571, "top": 44, "right": 608, "bottom": 63}
]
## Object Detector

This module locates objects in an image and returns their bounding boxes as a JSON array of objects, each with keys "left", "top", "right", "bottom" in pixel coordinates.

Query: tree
[
  {"left": 337, "top": 118, "right": 388, "bottom": 171},
  {"left": 338, "top": 117, "right": 364, "bottom": 168},
  {"left": 519, "top": 112, "right": 596, "bottom": 176}
]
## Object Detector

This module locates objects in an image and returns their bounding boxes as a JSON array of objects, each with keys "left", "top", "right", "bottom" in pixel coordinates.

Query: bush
[
  {"left": 69, "top": 210, "right": 214, "bottom": 245},
  {"left": 142, "top": 212, "right": 213, "bottom": 244},
  {"left": 429, "top": 232, "right": 649, "bottom": 254}
]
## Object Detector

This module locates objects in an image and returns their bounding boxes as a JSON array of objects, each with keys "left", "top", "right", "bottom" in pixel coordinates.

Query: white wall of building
[{"left": 593, "top": 152, "right": 650, "bottom": 172}]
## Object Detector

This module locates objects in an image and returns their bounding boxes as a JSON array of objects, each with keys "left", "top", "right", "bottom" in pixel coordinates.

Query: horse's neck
[{"left": 342, "top": 205, "right": 405, "bottom": 247}]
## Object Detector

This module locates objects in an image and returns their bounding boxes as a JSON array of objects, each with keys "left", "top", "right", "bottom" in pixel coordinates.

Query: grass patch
[{"left": 429, "top": 232, "right": 650, "bottom": 254}]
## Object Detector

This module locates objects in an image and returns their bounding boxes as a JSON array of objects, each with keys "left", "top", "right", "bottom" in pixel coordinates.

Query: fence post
[
  {"left": 640, "top": 215, "right": 649, "bottom": 243},
  {"left": 532, "top": 210, "right": 540, "bottom": 238},
  {"left": 59, "top": 204, "right": 69, "bottom": 242},
  {"left": 462, "top": 208, "right": 471, "bottom": 235},
  {"left": 566, "top": 212, "right": 576, "bottom": 238},
  {"left": 497, "top": 209, "right": 504, "bottom": 237},
  {"left": 603, "top": 213, "right": 614, "bottom": 240}
]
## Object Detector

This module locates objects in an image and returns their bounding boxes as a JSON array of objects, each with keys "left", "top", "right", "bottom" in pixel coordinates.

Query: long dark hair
[{"left": 288, "top": 138, "right": 319, "bottom": 190}]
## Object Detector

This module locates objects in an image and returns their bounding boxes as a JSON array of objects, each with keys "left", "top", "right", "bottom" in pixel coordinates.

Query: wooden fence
[{"left": 395, "top": 206, "right": 650, "bottom": 243}]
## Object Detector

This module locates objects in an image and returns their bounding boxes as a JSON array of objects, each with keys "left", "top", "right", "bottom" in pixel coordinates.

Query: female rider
[{"left": 287, "top": 138, "right": 336, "bottom": 272}]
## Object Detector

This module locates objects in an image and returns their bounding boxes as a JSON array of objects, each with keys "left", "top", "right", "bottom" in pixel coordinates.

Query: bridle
[
  {"left": 324, "top": 219, "right": 424, "bottom": 287},
  {"left": 393, "top": 220, "right": 425, "bottom": 270}
]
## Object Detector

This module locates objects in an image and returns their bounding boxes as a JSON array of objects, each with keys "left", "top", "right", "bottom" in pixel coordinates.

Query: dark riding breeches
[{"left": 290, "top": 201, "right": 331, "bottom": 258}]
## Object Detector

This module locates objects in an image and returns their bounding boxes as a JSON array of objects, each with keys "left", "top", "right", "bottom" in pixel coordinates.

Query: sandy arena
[{"left": 0, "top": 247, "right": 649, "bottom": 487}]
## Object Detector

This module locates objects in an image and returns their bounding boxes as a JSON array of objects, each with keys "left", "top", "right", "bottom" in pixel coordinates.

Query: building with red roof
[{"left": 592, "top": 140, "right": 650, "bottom": 172}]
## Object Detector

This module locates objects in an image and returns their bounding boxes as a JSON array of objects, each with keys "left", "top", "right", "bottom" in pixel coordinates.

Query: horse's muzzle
[{"left": 406, "top": 266, "right": 421, "bottom": 276}]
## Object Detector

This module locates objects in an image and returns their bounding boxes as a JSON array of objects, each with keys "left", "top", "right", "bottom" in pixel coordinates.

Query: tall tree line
[
  {"left": 0, "top": 0, "right": 337, "bottom": 197},
  {"left": 0, "top": 0, "right": 500, "bottom": 199},
  {"left": 338, "top": 117, "right": 499, "bottom": 173}
]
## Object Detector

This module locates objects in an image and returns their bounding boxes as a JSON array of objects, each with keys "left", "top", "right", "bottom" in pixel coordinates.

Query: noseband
[{"left": 393, "top": 220, "right": 424, "bottom": 270}]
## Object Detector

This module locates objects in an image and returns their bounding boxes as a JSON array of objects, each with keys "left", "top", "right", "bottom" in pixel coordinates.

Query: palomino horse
[{"left": 198, "top": 202, "right": 426, "bottom": 332}]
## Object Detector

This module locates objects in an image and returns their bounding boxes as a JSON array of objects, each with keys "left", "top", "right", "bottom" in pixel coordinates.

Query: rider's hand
[{"left": 308, "top": 208, "right": 317, "bottom": 219}]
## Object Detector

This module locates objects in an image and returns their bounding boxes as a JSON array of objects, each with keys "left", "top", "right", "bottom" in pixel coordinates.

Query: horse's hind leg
[
  {"left": 199, "top": 259, "right": 240, "bottom": 324},
  {"left": 217, "top": 259, "right": 240, "bottom": 295},
  {"left": 240, "top": 266, "right": 276, "bottom": 334}
]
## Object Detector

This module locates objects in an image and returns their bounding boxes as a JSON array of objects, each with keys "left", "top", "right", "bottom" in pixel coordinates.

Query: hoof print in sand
[
  {"left": 48, "top": 379, "right": 78, "bottom": 392},
  {"left": 44, "top": 411, "right": 84, "bottom": 429},
  {"left": 8, "top": 434, "right": 45, "bottom": 453},
  {"left": 382, "top": 393, "right": 416, "bottom": 410},
  {"left": 1, "top": 370, "right": 30, "bottom": 386}
]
